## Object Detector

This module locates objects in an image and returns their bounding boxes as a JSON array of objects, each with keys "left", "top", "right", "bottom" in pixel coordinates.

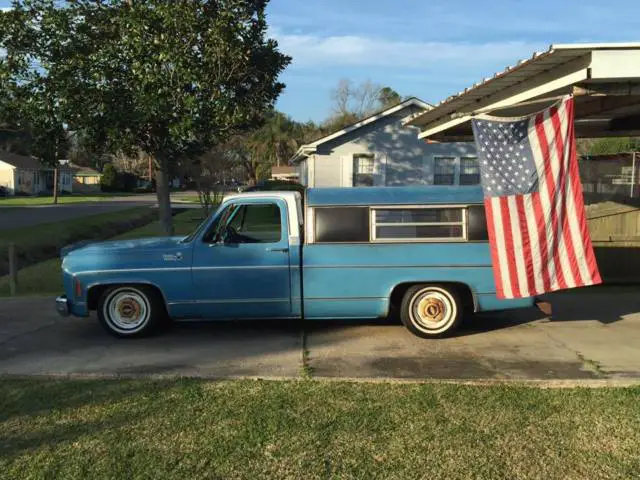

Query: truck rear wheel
[
  {"left": 400, "top": 284, "right": 462, "bottom": 338},
  {"left": 97, "top": 285, "right": 165, "bottom": 338}
]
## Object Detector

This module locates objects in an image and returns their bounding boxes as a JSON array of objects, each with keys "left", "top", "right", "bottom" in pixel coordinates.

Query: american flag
[{"left": 471, "top": 96, "right": 601, "bottom": 299}]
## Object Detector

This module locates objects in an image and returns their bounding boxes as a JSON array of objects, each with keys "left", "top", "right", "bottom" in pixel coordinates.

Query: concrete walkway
[{"left": 1, "top": 286, "right": 639, "bottom": 381}]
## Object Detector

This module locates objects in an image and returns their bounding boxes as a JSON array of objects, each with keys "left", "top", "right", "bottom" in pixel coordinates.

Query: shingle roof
[
  {"left": 0, "top": 152, "right": 42, "bottom": 169},
  {"left": 0, "top": 153, "right": 74, "bottom": 170}
]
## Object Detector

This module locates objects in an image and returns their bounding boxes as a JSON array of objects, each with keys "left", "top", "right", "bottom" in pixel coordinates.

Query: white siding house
[
  {"left": 290, "top": 98, "right": 478, "bottom": 188},
  {"left": 0, "top": 153, "right": 74, "bottom": 195}
]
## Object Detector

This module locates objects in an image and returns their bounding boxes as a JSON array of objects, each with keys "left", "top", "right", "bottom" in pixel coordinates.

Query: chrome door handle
[{"left": 266, "top": 247, "right": 289, "bottom": 253}]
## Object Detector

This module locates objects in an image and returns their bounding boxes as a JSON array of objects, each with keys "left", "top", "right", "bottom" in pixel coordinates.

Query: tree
[
  {"left": 326, "top": 80, "right": 403, "bottom": 131},
  {"left": 100, "top": 163, "right": 119, "bottom": 192},
  {"left": 181, "top": 145, "right": 233, "bottom": 215},
  {"left": 330, "top": 79, "right": 381, "bottom": 119},
  {"left": 378, "top": 87, "right": 402, "bottom": 109},
  {"left": 3, "top": 0, "right": 290, "bottom": 234},
  {"left": 0, "top": 1, "right": 70, "bottom": 203},
  {"left": 578, "top": 137, "right": 640, "bottom": 156}
]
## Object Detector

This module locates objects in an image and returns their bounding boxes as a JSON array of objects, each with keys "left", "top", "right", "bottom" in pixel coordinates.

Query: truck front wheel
[
  {"left": 400, "top": 284, "right": 462, "bottom": 338},
  {"left": 97, "top": 285, "right": 165, "bottom": 338}
]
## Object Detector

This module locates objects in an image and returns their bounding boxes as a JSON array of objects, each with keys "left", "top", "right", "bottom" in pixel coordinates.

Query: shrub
[{"left": 100, "top": 164, "right": 119, "bottom": 192}]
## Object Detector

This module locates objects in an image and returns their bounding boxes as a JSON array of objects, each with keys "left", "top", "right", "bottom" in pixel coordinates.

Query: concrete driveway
[{"left": 1, "top": 286, "right": 639, "bottom": 381}]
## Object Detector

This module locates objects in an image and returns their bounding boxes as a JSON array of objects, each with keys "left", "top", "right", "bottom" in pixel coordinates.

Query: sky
[
  {"left": 266, "top": 0, "right": 640, "bottom": 122},
  {"left": 2, "top": 0, "right": 640, "bottom": 122}
]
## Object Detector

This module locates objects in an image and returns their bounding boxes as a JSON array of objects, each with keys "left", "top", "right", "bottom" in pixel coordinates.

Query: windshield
[{"left": 181, "top": 207, "right": 218, "bottom": 243}]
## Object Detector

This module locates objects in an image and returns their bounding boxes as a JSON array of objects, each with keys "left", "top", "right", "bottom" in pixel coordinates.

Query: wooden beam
[
  {"left": 610, "top": 114, "right": 640, "bottom": 131},
  {"left": 574, "top": 82, "right": 640, "bottom": 96}
]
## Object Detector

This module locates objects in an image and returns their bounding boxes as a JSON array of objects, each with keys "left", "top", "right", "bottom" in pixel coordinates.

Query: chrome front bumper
[{"left": 56, "top": 295, "right": 70, "bottom": 317}]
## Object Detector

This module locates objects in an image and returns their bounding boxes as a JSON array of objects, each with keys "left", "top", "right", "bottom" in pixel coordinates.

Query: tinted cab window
[{"left": 227, "top": 204, "right": 282, "bottom": 244}]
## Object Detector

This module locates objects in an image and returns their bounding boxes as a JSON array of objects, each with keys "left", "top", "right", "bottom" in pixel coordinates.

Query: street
[
  {"left": 1, "top": 285, "right": 639, "bottom": 381},
  {"left": 0, "top": 193, "right": 201, "bottom": 230}
]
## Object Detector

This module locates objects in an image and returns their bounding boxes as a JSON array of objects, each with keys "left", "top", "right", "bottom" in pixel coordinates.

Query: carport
[{"left": 406, "top": 43, "right": 640, "bottom": 141}]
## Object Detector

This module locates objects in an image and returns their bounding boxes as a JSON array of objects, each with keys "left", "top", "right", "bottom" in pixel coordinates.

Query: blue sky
[
  {"left": 267, "top": 0, "right": 640, "bottom": 122},
  {"left": 3, "top": 0, "right": 640, "bottom": 122}
]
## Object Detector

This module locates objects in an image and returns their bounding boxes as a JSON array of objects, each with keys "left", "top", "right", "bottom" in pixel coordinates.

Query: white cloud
[{"left": 271, "top": 28, "right": 546, "bottom": 71}]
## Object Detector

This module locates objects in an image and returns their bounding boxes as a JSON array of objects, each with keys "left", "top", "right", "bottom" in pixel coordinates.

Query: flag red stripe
[
  {"left": 499, "top": 196, "right": 521, "bottom": 298},
  {"left": 547, "top": 106, "right": 570, "bottom": 289},
  {"left": 565, "top": 100, "right": 602, "bottom": 285},
  {"left": 515, "top": 195, "right": 535, "bottom": 296},
  {"left": 534, "top": 111, "right": 567, "bottom": 290},
  {"left": 549, "top": 104, "right": 582, "bottom": 286},
  {"left": 484, "top": 198, "right": 505, "bottom": 299},
  {"left": 531, "top": 191, "right": 551, "bottom": 292}
]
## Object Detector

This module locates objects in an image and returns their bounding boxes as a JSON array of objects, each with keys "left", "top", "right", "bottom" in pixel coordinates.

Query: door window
[{"left": 226, "top": 203, "right": 282, "bottom": 244}]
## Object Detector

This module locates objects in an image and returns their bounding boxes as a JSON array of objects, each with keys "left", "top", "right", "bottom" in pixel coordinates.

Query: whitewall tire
[
  {"left": 97, "top": 285, "right": 164, "bottom": 338},
  {"left": 400, "top": 285, "right": 463, "bottom": 338}
]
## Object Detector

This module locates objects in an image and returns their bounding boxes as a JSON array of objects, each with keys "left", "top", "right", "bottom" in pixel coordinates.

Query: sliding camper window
[{"left": 371, "top": 206, "right": 466, "bottom": 242}]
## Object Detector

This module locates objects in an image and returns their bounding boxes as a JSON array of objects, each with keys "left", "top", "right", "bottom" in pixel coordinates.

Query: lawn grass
[
  {"left": 0, "top": 207, "right": 156, "bottom": 276},
  {"left": 114, "top": 208, "right": 206, "bottom": 240},
  {"left": 0, "top": 378, "right": 638, "bottom": 479},
  {"left": 0, "top": 209, "right": 207, "bottom": 296},
  {"left": 0, "top": 193, "right": 137, "bottom": 206}
]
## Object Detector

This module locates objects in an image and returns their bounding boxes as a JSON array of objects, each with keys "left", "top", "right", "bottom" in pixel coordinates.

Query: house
[
  {"left": 289, "top": 98, "right": 478, "bottom": 188},
  {"left": 270, "top": 165, "right": 299, "bottom": 182},
  {"left": 0, "top": 152, "right": 74, "bottom": 195},
  {"left": 70, "top": 164, "right": 102, "bottom": 193}
]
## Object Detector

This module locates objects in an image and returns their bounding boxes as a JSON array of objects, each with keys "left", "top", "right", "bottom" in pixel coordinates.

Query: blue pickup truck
[{"left": 56, "top": 186, "right": 535, "bottom": 338}]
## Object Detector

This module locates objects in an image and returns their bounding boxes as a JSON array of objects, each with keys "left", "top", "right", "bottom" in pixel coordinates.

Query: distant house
[
  {"left": 0, "top": 153, "right": 73, "bottom": 196},
  {"left": 289, "top": 98, "right": 478, "bottom": 188},
  {"left": 270, "top": 165, "right": 299, "bottom": 182},
  {"left": 70, "top": 164, "right": 103, "bottom": 193}
]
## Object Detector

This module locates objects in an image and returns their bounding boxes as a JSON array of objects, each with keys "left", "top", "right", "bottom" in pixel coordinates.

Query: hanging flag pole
[{"left": 471, "top": 95, "right": 601, "bottom": 299}]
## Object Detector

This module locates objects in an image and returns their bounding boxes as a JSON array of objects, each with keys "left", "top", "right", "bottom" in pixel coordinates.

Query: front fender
[{"left": 78, "top": 271, "right": 189, "bottom": 311}]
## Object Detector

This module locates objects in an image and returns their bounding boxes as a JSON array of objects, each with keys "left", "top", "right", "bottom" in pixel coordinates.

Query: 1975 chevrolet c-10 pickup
[{"left": 56, "top": 186, "right": 535, "bottom": 338}]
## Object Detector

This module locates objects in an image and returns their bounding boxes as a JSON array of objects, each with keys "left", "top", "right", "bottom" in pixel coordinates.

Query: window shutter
[{"left": 341, "top": 155, "right": 353, "bottom": 187}]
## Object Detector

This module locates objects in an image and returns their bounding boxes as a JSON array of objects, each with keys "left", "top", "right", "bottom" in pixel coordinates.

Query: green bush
[{"left": 100, "top": 164, "right": 119, "bottom": 192}]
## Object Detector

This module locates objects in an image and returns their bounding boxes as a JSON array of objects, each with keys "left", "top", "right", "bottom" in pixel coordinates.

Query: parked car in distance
[{"left": 56, "top": 186, "right": 536, "bottom": 338}]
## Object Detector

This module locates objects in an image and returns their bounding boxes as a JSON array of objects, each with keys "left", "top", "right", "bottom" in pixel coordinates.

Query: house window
[
  {"left": 434, "top": 157, "right": 456, "bottom": 185},
  {"left": 460, "top": 157, "right": 480, "bottom": 185},
  {"left": 353, "top": 154, "right": 374, "bottom": 187},
  {"left": 372, "top": 207, "right": 466, "bottom": 241}
]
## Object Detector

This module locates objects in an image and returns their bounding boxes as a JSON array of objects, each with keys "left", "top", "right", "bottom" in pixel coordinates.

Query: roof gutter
[{"left": 289, "top": 146, "right": 316, "bottom": 165}]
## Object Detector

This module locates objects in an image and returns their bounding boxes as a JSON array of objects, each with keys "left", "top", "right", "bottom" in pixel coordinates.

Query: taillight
[{"left": 74, "top": 278, "right": 82, "bottom": 298}]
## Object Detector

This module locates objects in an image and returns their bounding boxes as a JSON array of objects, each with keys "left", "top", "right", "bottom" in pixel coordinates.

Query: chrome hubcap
[
  {"left": 107, "top": 290, "right": 149, "bottom": 331},
  {"left": 410, "top": 289, "right": 454, "bottom": 332}
]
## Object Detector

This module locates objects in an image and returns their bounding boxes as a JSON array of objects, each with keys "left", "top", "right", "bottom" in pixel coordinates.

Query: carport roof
[{"left": 407, "top": 43, "right": 640, "bottom": 142}]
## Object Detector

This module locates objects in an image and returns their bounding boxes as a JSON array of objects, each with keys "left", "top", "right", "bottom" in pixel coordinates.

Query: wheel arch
[
  {"left": 87, "top": 281, "right": 168, "bottom": 312},
  {"left": 389, "top": 281, "right": 476, "bottom": 315}
]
